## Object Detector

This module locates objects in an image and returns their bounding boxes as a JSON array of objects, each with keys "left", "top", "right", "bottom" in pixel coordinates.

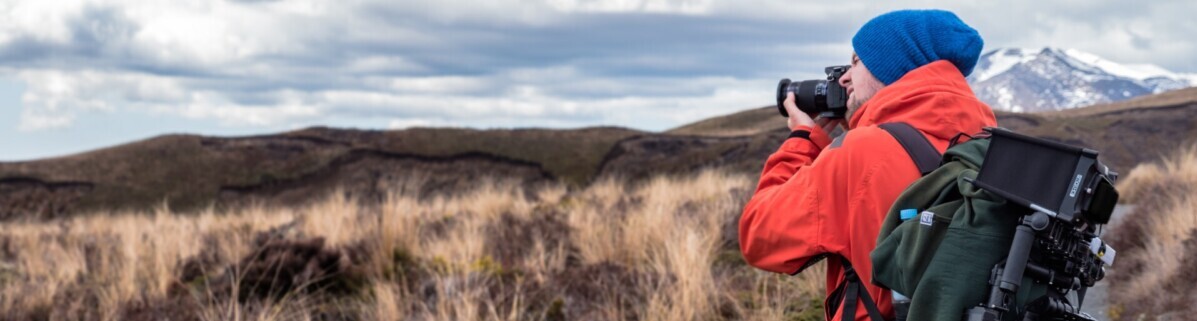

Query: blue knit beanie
[{"left": 851, "top": 9, "right": 983, "bottom": 85}]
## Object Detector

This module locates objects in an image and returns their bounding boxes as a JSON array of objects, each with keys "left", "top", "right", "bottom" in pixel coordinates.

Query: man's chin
[
  {"left": 847, "top": 100, "right": 863, "bottom": 116},
  {"left": 845, "top": 97, "right": 870, "bottom": 124}
]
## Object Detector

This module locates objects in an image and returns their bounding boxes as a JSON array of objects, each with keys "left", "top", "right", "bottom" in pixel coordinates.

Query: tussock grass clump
[
  {"left": 1107, "top": 145, "right": 1197, "bottom": 320},
  {"left": 0, "top": 170, "right": 824, "bottom": 321}
]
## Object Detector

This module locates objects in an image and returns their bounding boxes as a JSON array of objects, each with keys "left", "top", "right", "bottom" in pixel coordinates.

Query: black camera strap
[{"left": 880, "top": 122, "right": 942, "bottom": 176}]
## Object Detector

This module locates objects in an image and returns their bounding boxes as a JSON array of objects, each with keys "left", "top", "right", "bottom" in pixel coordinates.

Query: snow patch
[
  {"left": 1062, "top": 48, "right": 1187, "bottom": 82},
  {"left": 971, "top": 48, "right": 1038, "bottom": 82},
  {"left": 996, "top": 86, "right": 1015, "bottom": 111}
]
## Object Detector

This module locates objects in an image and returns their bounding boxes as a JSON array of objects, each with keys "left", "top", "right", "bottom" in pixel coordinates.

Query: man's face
[{"left": 838, "top": 53, "right": 886, "bottom": 120}]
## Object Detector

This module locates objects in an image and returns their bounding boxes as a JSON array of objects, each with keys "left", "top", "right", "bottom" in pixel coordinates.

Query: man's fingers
[
  {"left": 784, "top": 92, "right": 801, "bottom": 117},
  {"left": 784, "top": 92, "right": 819, "bottom": 130}
]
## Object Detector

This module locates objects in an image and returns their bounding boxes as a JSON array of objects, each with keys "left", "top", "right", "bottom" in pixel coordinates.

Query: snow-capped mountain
[{"left": 967, "top": 48, "right": 1197, "bottom": 112}]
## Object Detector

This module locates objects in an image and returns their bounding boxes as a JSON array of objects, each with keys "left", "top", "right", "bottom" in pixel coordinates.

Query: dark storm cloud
[
  {"left": 0, "top": 5, "right": 136, "bottom": 66},
  {"left": 315, "top": 9, "right": 855, "bottom": 81},
  {"left": 313, "top": 11, "right": 856, "bottom": 103}
]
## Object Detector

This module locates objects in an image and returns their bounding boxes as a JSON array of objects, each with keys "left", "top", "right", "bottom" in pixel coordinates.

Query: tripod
[{"left": 964, "top": 211, "right": 1098, "bottom": 321}]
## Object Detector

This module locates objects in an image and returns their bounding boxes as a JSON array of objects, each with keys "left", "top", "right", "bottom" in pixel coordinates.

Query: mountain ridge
[{"left": 968, "top": 47, "right": 1197, "bottom": 112}]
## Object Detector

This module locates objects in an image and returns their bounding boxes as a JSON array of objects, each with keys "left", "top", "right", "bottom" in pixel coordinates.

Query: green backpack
[
  {"left": 870, "top": 126, "right": 1048, "bottom": 321},
  {"left": 848, "top": 124, "right": 1114, "bottom": 321}
]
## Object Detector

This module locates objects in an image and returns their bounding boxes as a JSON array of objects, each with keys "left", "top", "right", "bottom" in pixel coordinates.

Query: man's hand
[{"left": 783, "top": 92, "right": 844, "bottom": 134}]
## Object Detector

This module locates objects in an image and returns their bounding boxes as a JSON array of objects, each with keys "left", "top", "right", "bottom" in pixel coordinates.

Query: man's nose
[{"left": 839, "top": 72, "right": 852, "bottom": 87}]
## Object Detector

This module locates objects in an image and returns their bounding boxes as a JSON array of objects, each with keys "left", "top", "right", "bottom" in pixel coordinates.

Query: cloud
[
  {"left": 1, "top": 0, "right": 1194, "bottom": 133},
  {"left": 939, "top": 1, "right": 1197, "bottom": 72},
  {"left": 0, "top": 0, "right": 847, "bottom": 132},
  {"left": 18, "top": 108, "right": 74, "bottom": 131}
]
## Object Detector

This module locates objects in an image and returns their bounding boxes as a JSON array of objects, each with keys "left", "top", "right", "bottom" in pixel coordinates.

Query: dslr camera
[{"left": 776, "top": 65, "right": 851, "bottom": 119}]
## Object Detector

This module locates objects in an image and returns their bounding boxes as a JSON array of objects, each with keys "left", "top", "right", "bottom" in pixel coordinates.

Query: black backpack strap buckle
[{"left": 827, "top": 257, "right": 888, "bottom": 321}]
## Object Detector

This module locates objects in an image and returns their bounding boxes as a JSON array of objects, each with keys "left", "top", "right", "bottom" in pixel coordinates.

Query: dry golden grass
[
  {"left": 1108, "top": 144, "right": 1197, "bottom": 320},
  {"left": 0, "top": 202, "right": 296, "bottom": 321},
  {"left": 1113, "top": 145, "right": 1197, "bottom": 204},
  {"left": 0, "top": 170, "right": 824, "bottom": 321}
]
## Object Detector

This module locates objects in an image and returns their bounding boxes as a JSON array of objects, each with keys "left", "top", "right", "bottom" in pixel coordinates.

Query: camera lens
[
  {"left": 776, "top": 79, "right": 830, "bottom": 117},
  {"left": 776, "top": 65, "right": 850, "bottom": 119}
]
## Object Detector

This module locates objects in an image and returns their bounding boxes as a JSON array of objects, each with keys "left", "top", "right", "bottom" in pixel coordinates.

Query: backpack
[
  {"left": 871, "top": 121, "right": 1125, "bottom": 321},
  {"left": 822, "top": 123, "right": 1017, "bottom": 321},
  {"left": 871, "top": 126, "right": 1052, "bottom": 321}
]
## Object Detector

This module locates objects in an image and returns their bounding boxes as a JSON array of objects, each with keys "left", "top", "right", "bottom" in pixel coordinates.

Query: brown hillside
[
  {"left": 0, "top": 127, "right": 641, "bottom": 219},
  {"left": 1044, "top": 87, "right": 1197, "bottom": 118},
  {"left": 999, "top": 95, "right": 1197, "bottom": 172},
  {"left": 3, "top": 88, "right": 1195, "bottom": 219},
  {"left": 658, "top": 90, "right": 1197, "bottom": 174},
  {"left": 666, "top": 106, "right": 782, "bottom": 136}
]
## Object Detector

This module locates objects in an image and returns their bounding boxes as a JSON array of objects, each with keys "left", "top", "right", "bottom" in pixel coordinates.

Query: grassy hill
[
  {"left": 666, "top": 105, "right": 782, "bottom": 137},
  {"left": 996, "top": 94, "right": 1197, "bottom": 172},
  {"left": 3, "top": 88, "right": 1197, "bottom": 219},
  {"left": 1106, "top": 144, "right": 1197, "bottom": 320},
  {"left": 0, "top": 127, "right": 642, "bottom": 218},
  {"left": 661, "top": 95, "right": 1197, "bottom": 172},
  {"left": 0, "top": 168, "right": 829, "bottom": 321},
  {"left": 1046, "top": 86, "right": 1197, "bottom": 117}
]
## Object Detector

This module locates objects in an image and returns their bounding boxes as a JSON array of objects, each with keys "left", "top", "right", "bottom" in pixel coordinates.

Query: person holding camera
[{"left": 738, "top": 9, "right": 998, "bottom": 321}]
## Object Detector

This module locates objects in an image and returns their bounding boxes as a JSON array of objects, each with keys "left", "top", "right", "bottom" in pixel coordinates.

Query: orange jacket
[{"left": 739, "top": 60, "right": 997, "bottom": 321}]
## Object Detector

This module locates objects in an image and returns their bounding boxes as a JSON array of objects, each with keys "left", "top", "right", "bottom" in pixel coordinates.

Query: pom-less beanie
[{"left": 851, "top": 9, "right": 983, "bottom": 85}]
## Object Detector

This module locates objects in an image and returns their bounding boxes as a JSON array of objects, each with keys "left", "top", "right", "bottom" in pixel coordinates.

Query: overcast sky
[{"left": 2, "top": 0, "right": 1194, "bottom": 161}]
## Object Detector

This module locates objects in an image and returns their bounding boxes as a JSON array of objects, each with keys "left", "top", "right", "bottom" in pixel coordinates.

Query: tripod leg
[
  {"left": 998, "top": 224, "right": 1036, "bottom": 294},
  {"left": 971, "top": 212, "right": 1050, "bottom": 320}
]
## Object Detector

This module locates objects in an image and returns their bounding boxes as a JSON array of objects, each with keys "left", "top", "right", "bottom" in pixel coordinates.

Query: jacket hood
[{"left": 847, "top": 60, "right": 997, "bottom": 142}]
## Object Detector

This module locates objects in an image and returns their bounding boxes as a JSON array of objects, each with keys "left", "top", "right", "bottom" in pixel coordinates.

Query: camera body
[{"left": 776, "top": 65, "right": 850, "bottom": 119}]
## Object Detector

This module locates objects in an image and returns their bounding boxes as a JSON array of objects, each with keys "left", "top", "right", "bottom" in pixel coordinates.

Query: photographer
[{"left": 738, "top": 10, "right": 998, "bottom": 321}]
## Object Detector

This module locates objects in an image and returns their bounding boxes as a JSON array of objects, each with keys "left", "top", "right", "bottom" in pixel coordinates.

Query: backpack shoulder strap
[
  {"left": 827, "top": 257, "right": 887, "bottom": 321},
  {"left": 880, "top": 122, "right": 942, "bottom": 176}
]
